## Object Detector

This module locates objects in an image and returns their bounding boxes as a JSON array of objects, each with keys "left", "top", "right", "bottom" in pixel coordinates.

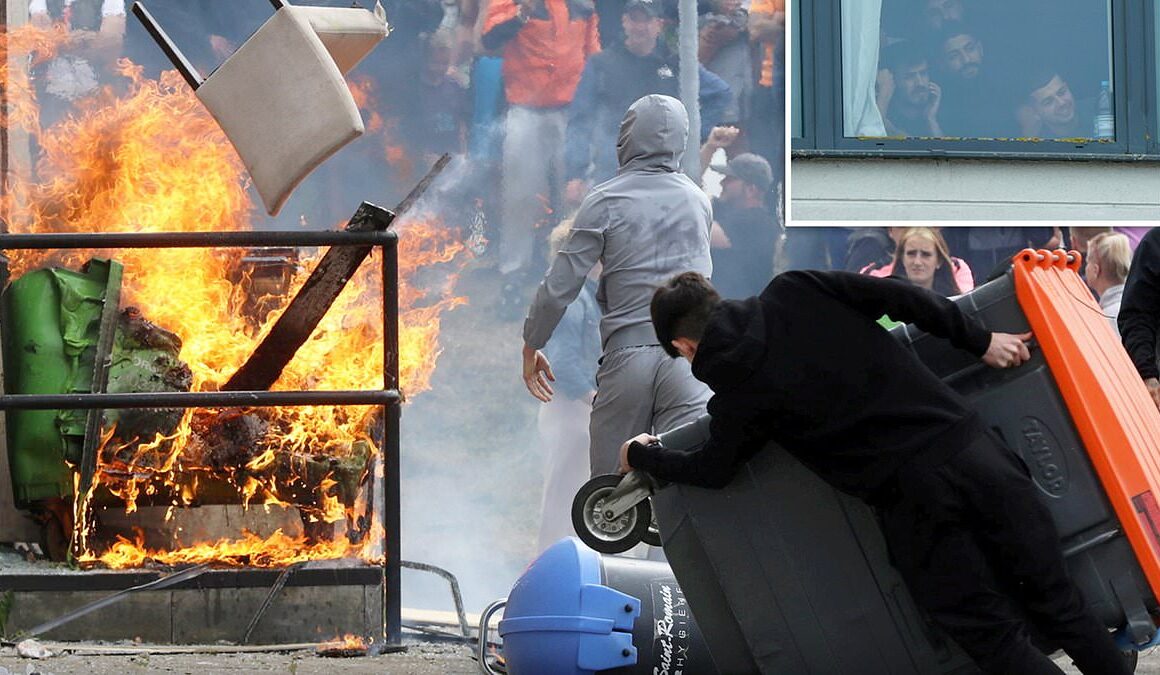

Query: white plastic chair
[{"left": 132, "top": 1, "right": 389, "bottom": 215}]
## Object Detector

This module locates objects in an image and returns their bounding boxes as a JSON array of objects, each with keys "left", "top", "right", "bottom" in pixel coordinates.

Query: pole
[
  {"left": 678, "top": 0, "right": 701, "bottom": 178},
  {"left": 382, "top": 229, "right": 402, "bottom": 646}
]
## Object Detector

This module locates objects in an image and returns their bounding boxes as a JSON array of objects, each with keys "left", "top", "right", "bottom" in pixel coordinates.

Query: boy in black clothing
[{"left": 620, "top": 271, "right": 1128, "bottom": 675}]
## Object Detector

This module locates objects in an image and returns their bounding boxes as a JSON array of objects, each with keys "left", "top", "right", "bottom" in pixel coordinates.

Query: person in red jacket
[{"left": 482, "top": 0, "right": 600, "bottom": 280}]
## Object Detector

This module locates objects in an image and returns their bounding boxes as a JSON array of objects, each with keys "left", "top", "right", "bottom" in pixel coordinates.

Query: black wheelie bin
[{"left": 648, "top": 250, "right": 1160, "bottom": 673}]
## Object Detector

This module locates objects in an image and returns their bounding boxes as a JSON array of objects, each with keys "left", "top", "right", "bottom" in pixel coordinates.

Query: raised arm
[{"left": 785, "top": 271, "right": 993, "bottom": 356}]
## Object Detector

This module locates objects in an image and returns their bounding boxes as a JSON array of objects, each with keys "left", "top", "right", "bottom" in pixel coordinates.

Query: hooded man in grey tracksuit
[{"left": 521, "top": 94, "right": 713, "bottom": 476}]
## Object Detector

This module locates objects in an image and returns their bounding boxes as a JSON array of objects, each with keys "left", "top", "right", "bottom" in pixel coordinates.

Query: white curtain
[{"left": 841, "top": 0, "right": 886, "bottom": 137}]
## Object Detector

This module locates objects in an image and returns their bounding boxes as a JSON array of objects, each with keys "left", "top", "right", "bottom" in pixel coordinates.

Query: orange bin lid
[{"left": 1013, "top": 249, "right": 1160, "bottom": 599}]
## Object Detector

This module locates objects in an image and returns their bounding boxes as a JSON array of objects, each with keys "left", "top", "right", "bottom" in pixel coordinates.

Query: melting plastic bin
[{"left": 1, "top": 259, "right": 121, "bottom": 506}]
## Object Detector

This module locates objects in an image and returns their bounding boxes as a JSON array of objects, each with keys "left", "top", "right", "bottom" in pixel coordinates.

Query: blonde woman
[
  {"left": 865, "top": 227, "right": 974, "bottom": 297},
  {"left": 1085, "top": 232, "right": 1131, "bottom": 336}
]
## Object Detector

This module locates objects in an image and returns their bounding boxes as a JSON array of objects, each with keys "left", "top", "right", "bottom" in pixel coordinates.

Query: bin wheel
[
  {"left": 37, "top": 498, "right": 74, "bottom": 562},
  {"left": 1123, "top": 649, "right": 1138, "bottom": 673},
  {"left": 572, "top": 474, "right": 651, "bottom": 555}
]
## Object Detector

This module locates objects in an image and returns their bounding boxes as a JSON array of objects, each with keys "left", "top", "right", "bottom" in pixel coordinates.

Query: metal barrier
[{"left": 0, "top": 220, "right": 405, "bottom": 644}]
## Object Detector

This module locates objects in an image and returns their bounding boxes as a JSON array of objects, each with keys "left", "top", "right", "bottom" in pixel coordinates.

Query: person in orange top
[
  {"left": 748, "top": 0, "right": 783, "bottom": 88},
  {"left": 482, "top": 0, "right": 600, "bottom": 281}
]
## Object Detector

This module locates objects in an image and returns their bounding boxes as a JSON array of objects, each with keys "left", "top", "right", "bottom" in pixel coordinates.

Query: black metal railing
[{"left": 0, "top": 223, "right": 404, "bottom": 644}]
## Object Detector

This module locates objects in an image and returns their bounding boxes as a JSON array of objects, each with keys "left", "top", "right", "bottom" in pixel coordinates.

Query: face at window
[
  {"left": 623, "top": 11, "right": 663, "bottom": 54},
  {"left": 896, "top": 62, "right": 933, "bottom": 106},
  {"left": 903, "top": 237, "right": 940, "bottom": 289},
  {"left": 1030, "top": 75, "right": 1076, "bottom": 128},
  {"left": 924, "top": 0, "right": 963, "bottom": 30},
  {"left": 943, "top": 33, "right": 983, "bottom": 80}
]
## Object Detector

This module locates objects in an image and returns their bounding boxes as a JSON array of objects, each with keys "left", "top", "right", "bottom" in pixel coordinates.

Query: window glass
[
  {"left": 839, "top": 0, "right": 1115, "bottom": 141},
  {"left": 791, "top": 0, "right": 803, "bottom": 137},
  {"left": 1155, "top": 5, "right": 1160, "bottom": 143}
]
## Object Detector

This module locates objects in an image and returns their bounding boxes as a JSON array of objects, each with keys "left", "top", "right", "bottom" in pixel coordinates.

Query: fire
[
  {"left": 2, "top": 22, "right": 469, "bottom": 567},
  {"left": 0, "top": 24, "right": 69, "bottom": 134},
  {"left": 317, "top": 633, "right": 369, "bottom": 655},
  {"left": 348, "top": 74, "right": 413, "bottom": 183},
  {"left": 98, "top": 528, "right": 361, "bottom": 568}
]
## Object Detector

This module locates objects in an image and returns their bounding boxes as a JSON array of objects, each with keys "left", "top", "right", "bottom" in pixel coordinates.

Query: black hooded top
[
  {"left": 1120, "top": 228, "right": 1160, "bottom": 381},
  {"left": 628, "top": 270, "right": 992, "bottom": 499}
]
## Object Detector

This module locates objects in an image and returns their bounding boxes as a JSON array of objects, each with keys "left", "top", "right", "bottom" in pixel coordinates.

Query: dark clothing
[
  {"left": 882, "top": 431, "right": 1129, "bottom": 675},
  {"left": 709, "top": 200, "right": 779, "bottom": 299},
  {"left": 938, "top": 72, "right": 1020, "bottom": 138},
  {"left": 564, "top": 43, "right": 731, "bottom": 182},
  {"left": 843, "top": 227, "right": 893, "bottom": 273},
  {"left": 373, "top": 0, "right": 446, "bottom": 93},
  {"left": 884, "top": 101, "right": 936, "bottom": 137},
  {"left": 397, "top": 77, "right": 468, "bottom": 159},
  {"left": 945, "top": 226, "right": 1054, "bottom": 284},
  {"left": 1119, "top": 228, "right": 1160, "bottom": 380},
  {"left": 629, "top": 270, "right": 1129, "bottom": 674},
  {"left": 781, "top": 226, "right": 848, "bottom": 271},
  {"left": 629, "top": 270, "right": 991, "bottom": 498}
]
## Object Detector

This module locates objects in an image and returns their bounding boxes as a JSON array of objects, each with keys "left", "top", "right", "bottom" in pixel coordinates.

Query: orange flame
[
  {"left": 318, "top": 633, "right": 369, "bottom": 653},
  {"left": 97, "top": 528, "right": 364, "bottom": 568},
  {"left": 3, "top": 25, "right": 469, "bottom": 568}
]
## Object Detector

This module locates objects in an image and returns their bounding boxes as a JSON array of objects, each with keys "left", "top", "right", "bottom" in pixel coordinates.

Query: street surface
[{"left": 1, "top": 642, "right": 1159, "bottom": 673}]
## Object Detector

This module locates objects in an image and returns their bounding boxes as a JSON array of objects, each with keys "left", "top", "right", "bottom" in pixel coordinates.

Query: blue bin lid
[{"left": 499, "top": 538, "right": 641, "bottom": 674}]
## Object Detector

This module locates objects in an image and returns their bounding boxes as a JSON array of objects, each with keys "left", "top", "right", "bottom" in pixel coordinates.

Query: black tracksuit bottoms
[{"left": 879, "top": 431, "right": 1131, "bottom": 675}]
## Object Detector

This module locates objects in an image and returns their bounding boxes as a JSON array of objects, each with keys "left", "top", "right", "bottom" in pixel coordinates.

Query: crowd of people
[
  {"left": 472, "top": 0, "right": 786, "bottom": 306},
  {"left": 23, "top": 0, "right": 785, "bottom": 293},
  {"left": 865, "top": 0, "right": 1113, "bottom": 139}
]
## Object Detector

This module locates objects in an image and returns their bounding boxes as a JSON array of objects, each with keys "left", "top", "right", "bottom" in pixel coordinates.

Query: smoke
[
  {"left": 391, "top": 159, "right": 547, "bottom": 613},
  {"left": 2, "top": 1, "right": 546, "bottom": 615}
]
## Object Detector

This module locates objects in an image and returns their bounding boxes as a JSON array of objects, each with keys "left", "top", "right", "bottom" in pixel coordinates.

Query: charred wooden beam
[
  {"left": 221, "top": 202, "right": 391, "bottom": 392},
  {"left": 75, "top": 261, "right": 125, "bottom": 519},
  {"left": 222, "top": 154, "right": 451, "bottom": 393}
]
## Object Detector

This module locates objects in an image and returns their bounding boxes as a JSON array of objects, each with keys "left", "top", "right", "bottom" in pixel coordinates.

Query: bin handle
[{"left": 477, "top": 598, "right": 507, "bottom": 675}]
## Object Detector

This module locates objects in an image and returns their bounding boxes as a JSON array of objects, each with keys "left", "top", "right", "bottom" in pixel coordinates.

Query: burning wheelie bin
[
  {"left": 1, "top": 259, "right": 127, "bottom": 557},
  {"left": 574, "top": 249, "right": 1160, "bottom": 673}
]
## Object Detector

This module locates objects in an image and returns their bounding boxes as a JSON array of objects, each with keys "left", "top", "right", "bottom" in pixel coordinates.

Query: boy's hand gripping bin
[{"left": 646, "top": 249, "right": 1157, "bottom": 673}]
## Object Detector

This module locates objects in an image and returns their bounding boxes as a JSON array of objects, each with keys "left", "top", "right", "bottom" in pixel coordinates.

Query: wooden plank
[
  {"left": 221, "top": 202, "right": 392, "bottom": 392},
  {"left": 222, "top": 154, "right": 450, "bottom": 392}
]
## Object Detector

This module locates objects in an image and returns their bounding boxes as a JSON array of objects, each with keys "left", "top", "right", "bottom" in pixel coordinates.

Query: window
[
  {"left": 794, "top": 0, "right": 1158, "bottom": 157},
  {"left": 791, "top": 0, "right": 803, "bottom": 138}
]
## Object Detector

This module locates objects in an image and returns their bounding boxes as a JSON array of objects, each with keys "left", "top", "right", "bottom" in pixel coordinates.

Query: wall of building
[{"left": 791, "top": 157, "right": 1160, "bottom": 222}]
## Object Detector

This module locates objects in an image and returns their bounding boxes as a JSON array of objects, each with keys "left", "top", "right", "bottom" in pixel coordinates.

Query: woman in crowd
[
  {"left": 864, "top": 227, "right": 974, "bottom": 297},
  {"left": 1085, "top": 232, "right": 1132, "bottom": 336}
]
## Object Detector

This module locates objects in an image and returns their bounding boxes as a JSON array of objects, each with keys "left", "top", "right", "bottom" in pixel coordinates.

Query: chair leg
[{"left": 129, "top": 1, "right": 206, "bottom": 90}]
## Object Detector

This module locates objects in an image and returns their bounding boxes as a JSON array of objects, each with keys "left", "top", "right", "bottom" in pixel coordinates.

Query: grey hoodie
[{"left": 524, "top": 95, "right": 713, "bottom": 351}]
